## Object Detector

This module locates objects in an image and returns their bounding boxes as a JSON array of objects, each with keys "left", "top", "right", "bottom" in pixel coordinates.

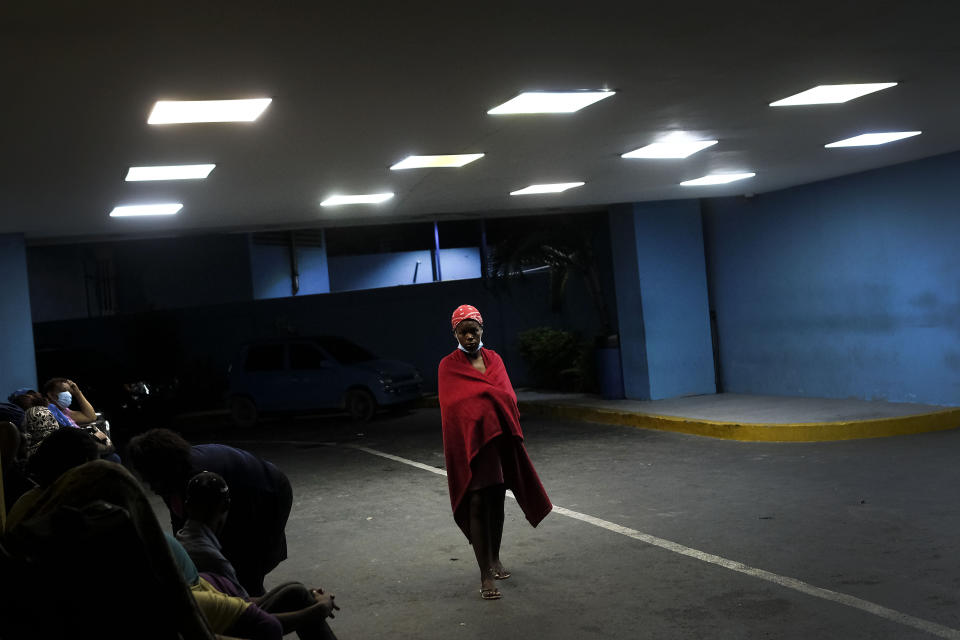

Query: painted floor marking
[{"left": 347, "top": 443, "right": 960, "bottom": 640}]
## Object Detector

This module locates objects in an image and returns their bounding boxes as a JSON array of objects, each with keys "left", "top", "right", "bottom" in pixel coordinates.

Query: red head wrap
[{"left": 451, "top": 304, "right": 483, "bottom": 330}]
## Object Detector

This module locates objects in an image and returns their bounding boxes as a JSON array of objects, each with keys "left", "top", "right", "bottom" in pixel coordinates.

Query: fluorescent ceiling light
[
  {"left": 622, "top": 139, "right": 718, "bottom": 159},
  {"left": 147, "top": 98, "right": 272, "bottom": 124},
  {"left": 390, "top": 154, "right": 485, "bottom": 170},
  {"left": 125, "top": 164, "right": 216, "bottom": 181},
  {"left": 680, "top": 173, "right": 755, "bottom": 186},
  {"left": 510, "top": 182, "right": 585, "bottom": 196},
  {"left": 109, "top": 203, "right": 183, "bottom": 217},
  {"left": 488, "top": 91, "right": 614, "bottom": 114},
  {"left": 320, "top": 193, "right": 395, "bottom": 206},
  {"left": 770, "top": 83, "right": 897, "bottom": 106},
  {"left": 824, "top": 131, "right": 921, "bottom": 147}
]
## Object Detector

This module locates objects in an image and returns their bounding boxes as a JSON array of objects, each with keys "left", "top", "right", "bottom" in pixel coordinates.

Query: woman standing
[{"left": 438, "top": 304, "right": 552, "bottom": 600}]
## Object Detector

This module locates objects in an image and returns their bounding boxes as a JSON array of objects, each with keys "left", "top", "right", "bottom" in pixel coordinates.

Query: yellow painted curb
[{"left": 517, "top": 401, "right": 960, "bottom": 442}]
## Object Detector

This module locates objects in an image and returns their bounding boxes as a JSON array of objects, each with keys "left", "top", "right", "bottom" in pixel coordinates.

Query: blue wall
[
  {"left": 329, "top": 250, "right": 433, "bottom": 292},
  {"left": 298, "top": 245, "right": 331, "bottom": 296},
  {"left": 610, "top": 201, "right": 715, "bottom": 400},
  {"left": 250, "top": 236, "right": 331, "bottom": 300},
  {"left": 33, "top": 270, "right": 610, "bottom": 402},
  {"left": 703, "top": 150, "right": 960, "bottom": 406},
  {"left": 250, "top": 243, "right": 293, "bottom": 300},
  {"left": 0, "top": 234, "right": 38, "bottom": 394},
  {"left": 327, "top": 247, "right": 480, "bottom": 293},
  {"left": 111, "top": 235, "right": 253, "bottom": 312},
  {"left": 438, "top": 247, "right": 482, "bottom": 281},
  {"left": 29, "top": 234, "right": 254, "bottom": 320},
  {"left": 27, "top": 244, "right": 91, "bottom": 322},
  {"left": 609, "top": 205, "right": 650, "bottom": 399}
]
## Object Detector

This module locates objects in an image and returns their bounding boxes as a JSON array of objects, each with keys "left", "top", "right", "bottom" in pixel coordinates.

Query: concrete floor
[
  {"left": 168, "top": 408, "right": 960, "bottom": 639},
  {"left": 517, "top": 391, "right": 948, "bottom": 423}
]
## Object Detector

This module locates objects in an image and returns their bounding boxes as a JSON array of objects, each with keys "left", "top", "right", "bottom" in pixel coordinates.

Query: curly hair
[{"left": 126, "top": 428, "right": 194, "bottom": 492}]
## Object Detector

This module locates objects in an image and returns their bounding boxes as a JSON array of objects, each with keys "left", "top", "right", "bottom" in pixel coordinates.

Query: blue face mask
[
  {"left": 56, "top": 391, "right": 73, "bottom": 408},
  {"left": 458, "top": 340, "right": 483, "bottom": 354}
]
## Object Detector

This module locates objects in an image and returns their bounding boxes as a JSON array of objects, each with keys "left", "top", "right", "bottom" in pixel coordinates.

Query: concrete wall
[
  {"left": 329, "top": 250, "right": 433, "bottom": 292},
  {"left": 610, "top": 201, "right": 715, "bottom": 400},
  {"left": 702, "top": 150, "right": 960, "bottom": 406},
  {"left": 609, "top": 205, "right": 650, "bottom": 399},
  {"left": 32, "top": 270, "right": 609, "bottom": 404},
  {"left": 250, "top": 243, "right": 294, "bottom": 300},
  {"left": 29, "top": 234, "right": 254, "bottom": 320},
  {"left": 27, "top": 244, "right": 91, "bottom": 322},
  {"left": 251, "top": 236, "right": 331, "bottom": 300},
  {"left": 0, "top": 234, "right": 38, "bottom": 393},
  {"left": 438, "top": 247, "right": 482, "bottom": 281}
]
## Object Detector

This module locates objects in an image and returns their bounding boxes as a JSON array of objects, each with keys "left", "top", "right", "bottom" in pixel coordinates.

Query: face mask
[
  {"left": 56, "top": 391, "right": 73, "bottom": 408},
  {"left": 458, "top": 340, "right": 483, "bottom": 354}
]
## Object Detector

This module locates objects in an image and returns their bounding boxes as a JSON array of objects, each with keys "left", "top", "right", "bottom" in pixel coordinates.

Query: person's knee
[{"left": 469, "top": 491, "right": 484, "bottom": 516}]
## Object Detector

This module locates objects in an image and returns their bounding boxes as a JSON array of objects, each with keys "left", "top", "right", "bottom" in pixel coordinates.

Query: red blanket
[{"left": 438, "top": 348, "right": 552, "bottom": 539}]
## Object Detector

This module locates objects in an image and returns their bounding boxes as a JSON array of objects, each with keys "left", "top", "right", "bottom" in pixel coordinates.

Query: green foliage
[
  {"left": 517, "top": 327, "right": 594, "bottom": 391},
  {"left": 490, "top": 221, "right": 612, "bottom": 336}
]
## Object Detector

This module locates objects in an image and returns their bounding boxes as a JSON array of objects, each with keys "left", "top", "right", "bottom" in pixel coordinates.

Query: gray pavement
[{"left": 166, "top": 408, "right": 960, "bottom": 639}]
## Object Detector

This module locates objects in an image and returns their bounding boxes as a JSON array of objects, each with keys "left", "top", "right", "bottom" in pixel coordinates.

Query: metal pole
[{"left": 432, "top": 221, "right": 442, "bottom": 282}]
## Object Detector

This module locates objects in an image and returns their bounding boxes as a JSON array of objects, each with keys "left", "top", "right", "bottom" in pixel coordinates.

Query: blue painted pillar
[
  {"left": 609, "top": 202, "right": 716, "bottom": 400},
  {"left": 298, "top": 229, "right": 331, "bottom": 295},
  {"left": 609, "top": 205, "right": 650, "bottom": 399},
  {"left": 0, "top": 234, "right": 38, "bottom": 394}
]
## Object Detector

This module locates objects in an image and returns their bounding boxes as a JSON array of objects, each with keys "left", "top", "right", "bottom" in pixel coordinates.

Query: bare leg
[
  {"left": 489, "top": 486, "right": 509, "bottom": 578},
  {"left": 469, "top": 490, "right": 499, "bottom": 598}
]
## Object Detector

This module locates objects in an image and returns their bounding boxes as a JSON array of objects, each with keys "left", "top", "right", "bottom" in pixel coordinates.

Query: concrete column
[
  {"left": 609, "top": 204, "right": 651, "bottom": 399},
  {"left": 609, "top": 202, "right": 716, "bottom": 400},
  {"left": 0, "top": 234, "right": 38, "bottom": 394}
]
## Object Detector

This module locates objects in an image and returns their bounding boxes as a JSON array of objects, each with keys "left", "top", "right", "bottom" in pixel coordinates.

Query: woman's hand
[{"left": 65, "top": 380, "right": 98, "bottom": 424}]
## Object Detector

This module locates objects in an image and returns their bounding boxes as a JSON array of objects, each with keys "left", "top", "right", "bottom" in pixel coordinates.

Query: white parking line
[{"left": 347, "top": 443, "right": 960, "bottom": 640}]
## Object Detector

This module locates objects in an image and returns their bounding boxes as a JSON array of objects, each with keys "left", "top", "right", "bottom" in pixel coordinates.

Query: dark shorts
[{"left": 226, "top": 603, "right": 282, "bottom": 640}]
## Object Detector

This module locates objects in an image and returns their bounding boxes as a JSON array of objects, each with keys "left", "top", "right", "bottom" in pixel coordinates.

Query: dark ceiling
[{"left": 4, "top": 1, "right": 960, "bottom": 242}]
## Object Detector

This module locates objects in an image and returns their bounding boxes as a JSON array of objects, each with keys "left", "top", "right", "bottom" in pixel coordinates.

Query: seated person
[
  {"left": 0, "top": 421, "right": 35, "bottom": 521},
  {"left": 128, "top": 428, "right": 293, "bottom": 597},
  {"left": 7, "top": 426, "right": 103, "bottom": 528},
  {"left": 177, "top": 471, "right": 340, "bottom": 640},
  {"left": 42, "top": 377, "right": 97, "bottom": 427},
  {"left": 166, "top": 530, "right": 337, "bottom": 640},
  {"left": 177, "top": 471, "right": 247, "bottom": 596},
  {"left": 12, "top": 386, "right": 115, "bottom": 461},
  {"left": 1, "top": 459, "right": 214, "bottom": 640},
  {"left": 0, "top": 401, "right": 24, "bottom": 428},
  {"left": 9, "top": 389, "right": 61, "bottom": 459}
]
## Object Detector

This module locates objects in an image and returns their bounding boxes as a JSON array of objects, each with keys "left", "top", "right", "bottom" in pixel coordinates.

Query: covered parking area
[{"left": 191, "top": 407, "right": 960, "bottom": 639}]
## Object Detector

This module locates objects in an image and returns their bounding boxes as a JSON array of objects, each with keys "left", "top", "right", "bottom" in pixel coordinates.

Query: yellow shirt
[
  {"left": 5, "top": 486, "right": 42, "bottom": 531},
  {"left": 189, "top": 576, "right": 250, "bottom": 632}
]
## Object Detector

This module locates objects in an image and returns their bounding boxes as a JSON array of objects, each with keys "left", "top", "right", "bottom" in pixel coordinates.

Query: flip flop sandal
[
  {"left": 480, "top": 588, "right": 502, "bottom": 600},
  {"left": 494, "top": 570, "right": 511, "bottom": 580}
]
